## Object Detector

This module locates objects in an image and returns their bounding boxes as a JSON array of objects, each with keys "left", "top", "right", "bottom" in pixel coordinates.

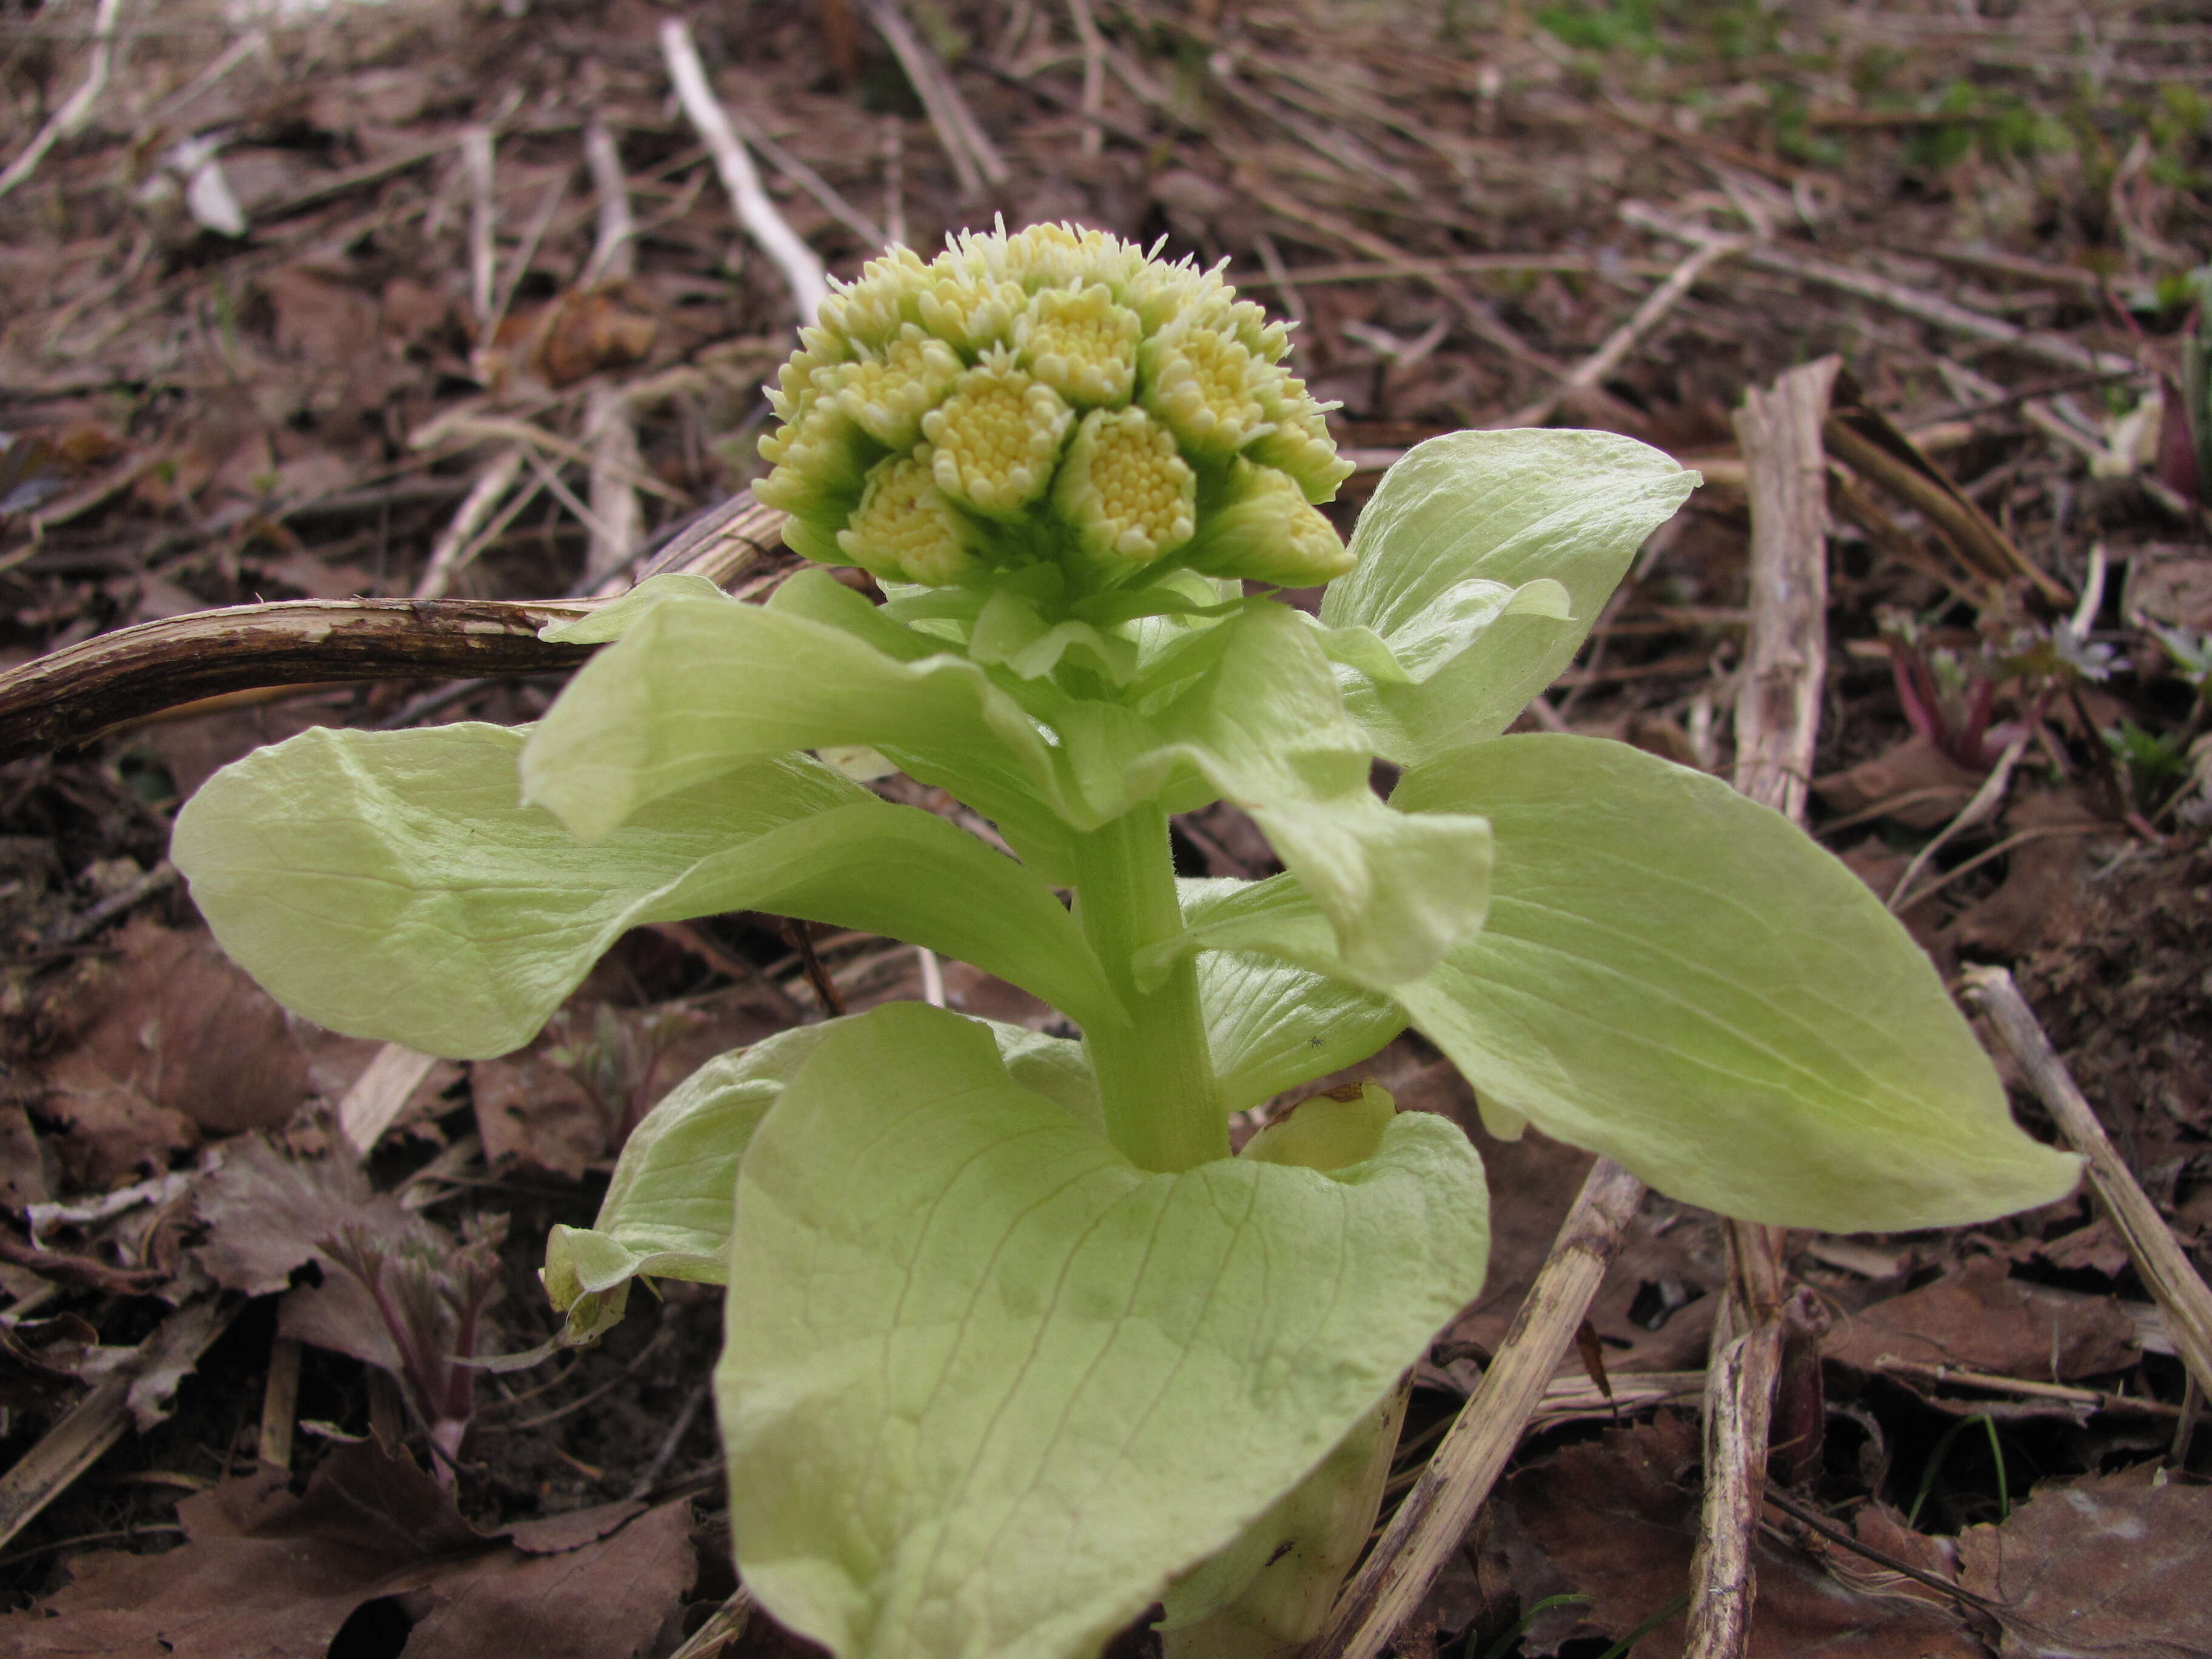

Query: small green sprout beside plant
[{"left": 172, "top": 223, "right": 2079, "bottom": 1659}]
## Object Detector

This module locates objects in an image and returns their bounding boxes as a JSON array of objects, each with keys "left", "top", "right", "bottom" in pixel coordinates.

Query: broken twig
[
  {"left": 1960, "top": 968, "right": 2212, "bottom": 1400},
  {"left": 660, "top": 17, "right": 830, "bottom": 324}
]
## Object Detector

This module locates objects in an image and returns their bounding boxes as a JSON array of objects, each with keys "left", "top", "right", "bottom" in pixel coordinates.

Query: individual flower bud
[
  {"left": 1222, "top": 296, "right": 1292, "bottom": 362},
  {"left": 1053, "top": 407, "right": 1197, "bottom": 567},
  {"left": 916, "top": 270, "right": 1027, "bottom": 357},
  {"left": 1246, "top": 370, "right": 1355, "bottom": 503},
  {"left": 919, "top": 349, "right": 1073, "bottom": 519},
  {"left": 764, "top": 324, "right": 850, "bottom": 426},
  {"left": 755, "top": 394, "right": 873, "bottom": 523},
  {"left": 837, "top": 455, "right": 982, "bottom": 586},
  {"left": 817, "top": 246, "right": 932, "bottom": 347},
  {"left": 829, "top": 324, "right": 964, "bottom": 449},
  {"left": 1122, "top": 251, "right": 1230, "bottom": 337},
  {"left": 1184, "top": 460, "right": 1354, "bottom": 586},
  {"left": 1139, "top": 317, "right": 1271, "bottom": 463},
  {"left": 1014, "top": 284, "right": 1140, "bottom": 408}
]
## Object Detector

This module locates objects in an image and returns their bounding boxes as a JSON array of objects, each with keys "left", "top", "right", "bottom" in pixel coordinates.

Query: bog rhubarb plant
[{"left": 172, "top": 223, "right": 2079, "bottom": 1659}]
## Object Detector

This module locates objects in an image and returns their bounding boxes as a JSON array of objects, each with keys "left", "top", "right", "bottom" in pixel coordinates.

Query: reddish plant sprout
[
  {"left": 1885, "top": 631, "right": 2004, "bottom": 772},
  {"left": 548, "top": 1004, "right": 705, "bottom": 1144},
  {"left": 321, "top": 1214, "right": 506, "bottom": 1486}
]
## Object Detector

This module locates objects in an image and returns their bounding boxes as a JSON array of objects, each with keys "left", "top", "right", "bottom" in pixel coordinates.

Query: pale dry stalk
[
  {"left": 1961, "top": 967, "right": 2212, "bottom": 1400},
  {"left": 660, "top": 17, "right": 830, "bottom": 325},
  {"left": 1681, "top": 353, "right": 1840, "bottom": 1659}
]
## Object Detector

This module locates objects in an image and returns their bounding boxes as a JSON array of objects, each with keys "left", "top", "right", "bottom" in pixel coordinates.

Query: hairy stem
[{"left": 1071, "top": 803, "right": 1225, "bottom": 1173}]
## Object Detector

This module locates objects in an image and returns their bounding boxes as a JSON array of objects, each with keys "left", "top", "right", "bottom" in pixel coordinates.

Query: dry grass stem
[
  {"left": 1960, "top": 968, "right": 2212, "bottom": 1401},
  {"left": 0, "top": 0, "right": 124, "bottom": 202},
  {"left": 660, "top": 17, "right": 830, "bottom": 325},
  {"left": 1680, "top": 355, "right": 1843, "bottom": 1659},
  {"left": 1507, "top": 224, "right": 1752, "bottom": 443}
]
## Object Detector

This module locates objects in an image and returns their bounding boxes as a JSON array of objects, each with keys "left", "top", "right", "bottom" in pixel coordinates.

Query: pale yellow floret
[
  {"left": 837, "top": 455, "right": 981, "bottom": 585},
  {"left": 1015, "top": 284, "right": 1140, "bottom": 408},
  {"left": 1122, "top": 253, "right": 1232, "bottom": 336},
  {"left": 1185, "top": 460, "right": 1355, "bottom": 586},
  {"left": 915, "top": 269, "right": 1027, "bottom": 356},
  {"left": 829, "top": 325, "right": 964, "bottom": 449},
  {"left": 1247, "top": 369, "right": 1355, "bottom": 503},
  {"left": 1139, "top": 320, "right": 1270, "bottom": 461},
  {"left": 919, "top": 349, "right": 1073, "bottom": 518},
  {"left": 764, "top": 325, "right": 849, "bottom": 427},
  {"left": 1053, "top": 407, "right": 1197, "bottom": 566},
  {"left": 817, "top": 246, "right": 932, "bottom": 347},
  {"left": 1222, "top": 297, "right": 1292, "bottom": 361}
]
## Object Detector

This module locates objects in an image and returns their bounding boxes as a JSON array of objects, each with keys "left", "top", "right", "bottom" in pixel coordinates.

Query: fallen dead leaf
[
  {"left": 5, "top": 1444, "right": 695, "bottom": 1659},
  {"left": 1502, "top": 1415, "right": 1984, "bottom": 1657},
  {"left": 189, "top": 1133, "right": 415, "bottom": 1299},
  {"left": 1957, "top": 1464, "right": 2212, "bottom": 1658},
  {"left": 1814, "top": 734, "right": 1988, "bottom": 830},
  {"left": 39, "top": 918, "right": 380, "bottom": 1145},
  {"left": 1825, "top": 1254, "right": 2138, "bottom": 1381},
  {"left": 2125, "top": 554, "right": 2212, "bottom": 633},
  {"left": 1941, "top": 789, "right": 2107, "bottom": 958},
  {"left": 0, "top": 1098, "right": 52, "bottom": 1206}
]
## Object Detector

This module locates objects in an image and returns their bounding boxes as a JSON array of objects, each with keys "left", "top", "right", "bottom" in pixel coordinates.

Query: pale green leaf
[
  {"left": 1321, "top": 431, "right": 1697, "bottom": 761},
  {"left": 173, "top": 723, "right": 1122, "bottom": 1057},
  {"left": 1159, "top": 1384, "right": 1406, "bottom": 1658},
  {"left": 718, "top": 1002, "right": 1487, "bottom": 1659},
  {"left": 1113, "top": 603, "right": 1493, "bottom": 985},
  {"left": 1165, "top": 736, "right": 2079, "bottom": 1232},
  {"left": 540, "top": 571, "right": 736, "bottom": 644},
  {"left": 519, "top": 570, "right": 1082, "bottom": 868},
  {"left": 1184, "top": 879, "right": 1403, "bottom": 1112},
  {"left": 1305, "top": 576, "right": 1569, "bottom": 686},
  {"left": 544, "top": 1016, "right": 1101, "bottom": 1342},
  {"left": 1239, "top": 1083, "right": 1396, "bottom": 1174}
]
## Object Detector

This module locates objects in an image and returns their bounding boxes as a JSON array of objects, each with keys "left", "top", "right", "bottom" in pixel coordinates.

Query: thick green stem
[{"left": 1072, "top": 803, "right": 1227, "bottom": 1173}]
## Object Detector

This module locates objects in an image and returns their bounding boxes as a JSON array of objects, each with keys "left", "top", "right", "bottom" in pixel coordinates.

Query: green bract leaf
[
  {"left": 717, "top": 1002, "right": 1487, "bottom": 1659},
  {"left": 544, "top": 1016, "right": 1101, "bottom": 1343},
  {"left": 1320, "top": 431, "right": 1697, "bottom": 762},
  {"left": 520, "top": 570, "right": 1083, "bottom": 871},
  {"left": 1184, "top": 880, "right": 1404, "bottom": 1112},
  {"left": 173, "top": 723, "right": 1123, "bottom": 1057},
  {"left": 1118, "top": 603, "right": 1493, "bottom": 985},
  {"left": 540, "top": 571, "right": 736, "bottom": 644},
  {"left": 1305, "top": 576, "right": 1569, "bottom": 687},
  {"left": 1164, "top": 736, "right": 2080, "bottom": 1232}
]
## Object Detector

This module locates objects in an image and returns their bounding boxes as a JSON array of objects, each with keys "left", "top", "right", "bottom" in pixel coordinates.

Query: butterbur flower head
[{"left": 756, "top": 220, "right": 1351, "bottom": 593}]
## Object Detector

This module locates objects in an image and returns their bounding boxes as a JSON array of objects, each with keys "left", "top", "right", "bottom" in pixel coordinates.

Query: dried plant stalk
[{"left": 1962, "top": 967, "right": 2212, "bottom": 1399}]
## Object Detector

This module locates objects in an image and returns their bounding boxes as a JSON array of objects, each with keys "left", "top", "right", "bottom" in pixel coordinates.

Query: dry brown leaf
[
  {"left": 1814, "top": 733, "right": 1987, "bottom": 830},
  {"left": 189, "top": 1133, "right": 415, "bottom": 1298},
  {"left": 1502, "top": 1415, "right": 1984, "bottom": 1657},
  {"left": 4, "top": 1445, "right": 694, "bottom": 1659},
  {"left": 35, "top": 1054, "right": 198, "bottom": 1193},
  {"left": 0, "top": 1099, "right": 53, "bottom": 1206},
  {"left": 1957, "top": 1466, "right": 2212, "bottom": 1658},
  {"left": 1825, "top": 1255, "right": 2138, "bottom": 1381},
  {"left": 2125, "top": 555, "right": 2212, "bottom": 633},
  {"left": 471, "top": 1052, "right": 606, "bottom": 1182},
  {"left": 1942, "top": 789, "right": 2105, "bottom": 958},
  {"left": 39, "top": 918, "right": 378, "bottom": 1141}
]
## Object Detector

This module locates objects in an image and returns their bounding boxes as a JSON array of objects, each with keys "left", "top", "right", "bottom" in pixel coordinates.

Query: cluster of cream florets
[{"left": 754, "top": 222, "right": 1356, "bottom": 592}]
